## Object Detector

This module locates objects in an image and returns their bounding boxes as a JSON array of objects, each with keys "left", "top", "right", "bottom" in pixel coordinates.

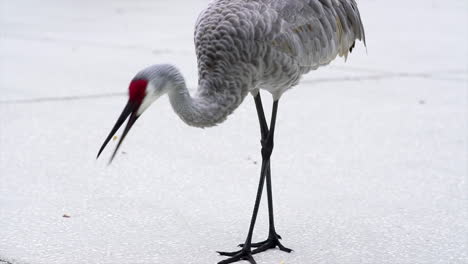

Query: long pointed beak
[{"left": 97, "top": 101, "right": 139, "bottom": 164}]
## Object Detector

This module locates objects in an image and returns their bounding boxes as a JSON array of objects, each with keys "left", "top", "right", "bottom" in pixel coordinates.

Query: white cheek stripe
[
  {"left": 137, "top": 95, "right": 153, "bottom": 116},
  {"left": 136, "top": 82, "right": 168, "bottom": 116}
]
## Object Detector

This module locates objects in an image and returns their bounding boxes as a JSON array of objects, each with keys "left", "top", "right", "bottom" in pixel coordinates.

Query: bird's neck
[{"left": 167, "top": 75, "right": 247, "bottom": 128}]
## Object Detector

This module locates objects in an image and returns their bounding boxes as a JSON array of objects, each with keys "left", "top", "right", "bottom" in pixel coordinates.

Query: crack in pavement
[
  {"left": 0, "top": 92, "right": 125, "bottom": 105},
  {"left": 0, "top": 71, "right": 465, "bottom": 105},
  {"left": 331, "top": 66, "right": 466, "bottom": 76},
  {"left": 303, "top": 71, "right": 467, "bottom": 85}
]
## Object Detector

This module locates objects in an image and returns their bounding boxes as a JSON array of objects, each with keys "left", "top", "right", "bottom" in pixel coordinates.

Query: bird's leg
[
  {"left": 254, "top": 93, "right": 269, "bottom": 142},
  {"left": 240, "top": 96, "right": 293, "bottom": 254},
  {"left": 217, "top": 96, "right": 291, "bottom": 263},
  {"left": 248, "top": 165, "right": 292, "bottom": 255},
  {"left": 216, "top": 95, "right": 273, "bottom": 264},
  {"left": 217, "top": 154, "right": 269, "bottom": 264}
]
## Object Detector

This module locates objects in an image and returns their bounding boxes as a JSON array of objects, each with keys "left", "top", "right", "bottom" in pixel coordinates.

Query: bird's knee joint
[
  {"left": 261, "top": 143, "right": 274, "bottom": 158},
  {"left": 261, "top": 135, "right": 273, "bottom": 147}
]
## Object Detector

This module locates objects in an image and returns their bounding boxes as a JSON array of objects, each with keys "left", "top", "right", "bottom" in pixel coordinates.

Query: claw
[
  {"left": 240, "top": 234, "right": 293, "bottom": 255},
  {"left": 238, "top": 239, "right": 268, "bottom": 248},
  {"left": 278, "top": 243, "right": 293, "bottom": 253},
  {"left": 217, "top": 250, "right": 257, "bottom": 264},
  {"left": 217, "top": 250, "right": 241, "bottom": 257},
  {"left": 251, "top": 239, "right": 293, "bottom": 254}
]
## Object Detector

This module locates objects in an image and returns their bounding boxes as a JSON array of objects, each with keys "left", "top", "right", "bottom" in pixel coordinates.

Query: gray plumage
[
  {"left": 98, "top": 2, "right": 367, "bottom": 258},
  {"left": 137, "top": 0, "right": 366, "bottom": 127}
]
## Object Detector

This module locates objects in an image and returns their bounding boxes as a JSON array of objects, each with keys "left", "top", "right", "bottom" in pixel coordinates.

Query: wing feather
[{"left": 268, "top": 0, "right": 366, "bottom": 70}]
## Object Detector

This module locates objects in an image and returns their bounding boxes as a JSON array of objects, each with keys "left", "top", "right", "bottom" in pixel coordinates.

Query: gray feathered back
[{"left": 194, "top": 0, "right": 366, "bottom": 100}]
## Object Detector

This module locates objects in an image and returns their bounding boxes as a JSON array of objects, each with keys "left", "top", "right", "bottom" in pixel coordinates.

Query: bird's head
[{"left": 97, "top": 64, "right": 182, "bottom": 163}]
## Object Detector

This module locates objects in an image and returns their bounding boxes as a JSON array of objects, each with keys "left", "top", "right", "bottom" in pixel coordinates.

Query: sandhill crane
[{"left": 97, "top": 0, "right": 365, "bottom": 263}]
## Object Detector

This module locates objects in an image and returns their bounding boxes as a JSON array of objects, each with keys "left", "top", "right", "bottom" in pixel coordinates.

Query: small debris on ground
[
  {"left": 113, "top": 136, "right": 118, "bottom": 141},
  {"left": 62, "top": 214, "right": 71, "bottom": 218},
  {"left": 247, "top": 156, "right": 258, "bottom": 165}
]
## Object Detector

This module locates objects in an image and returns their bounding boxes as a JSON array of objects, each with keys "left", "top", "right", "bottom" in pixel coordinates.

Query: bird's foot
[
  {"left": 239, "top": 233, "right": 293, "bottom": 255},
  {"left": 217, "top": 248, "right": 256, "bottom": 264}
]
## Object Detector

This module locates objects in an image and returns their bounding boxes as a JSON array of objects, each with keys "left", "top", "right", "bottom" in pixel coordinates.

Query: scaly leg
[
  {"left": 245, "top": 94, "right": 292, "bottom": 254},
  {"left": 217, "top": 94, "right": 291, "bottom": 263},
  {"left": 217, "top": 152, "right": 270, "bottom": 264}
]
